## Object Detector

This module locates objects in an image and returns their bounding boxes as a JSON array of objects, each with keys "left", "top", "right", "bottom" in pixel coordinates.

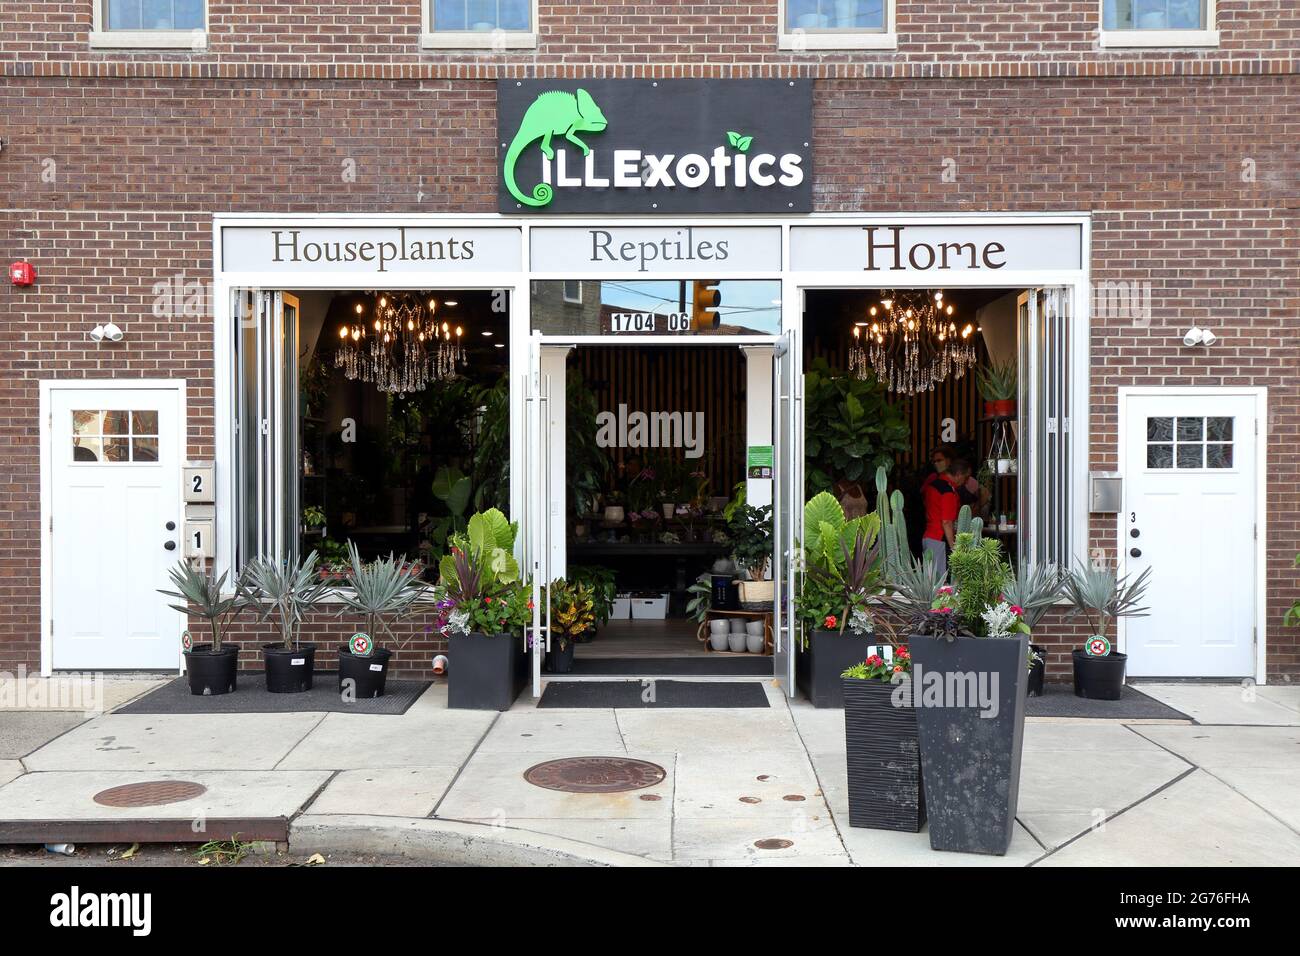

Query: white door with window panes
[
  {"left": 1122, "top": 391, "right": 1258, "bottom": 678},
  {"left": 49, "top": 386, "right": 184, "bottom": 669}
]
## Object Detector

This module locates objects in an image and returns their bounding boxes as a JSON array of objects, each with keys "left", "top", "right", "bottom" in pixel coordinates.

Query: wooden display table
[{"left": 696, "top": 608, "right": 773, "bottom": 656}]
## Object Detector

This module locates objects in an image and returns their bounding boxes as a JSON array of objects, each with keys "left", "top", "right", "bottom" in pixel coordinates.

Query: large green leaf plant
[
  {"left": 803, "top": 358, "right": 911, "bottom": 495},
  {"left": 795, "top": 492, "right": 884, "bottom": 639},
  {"left": 435, "top": 508, "right": 530, "bottom": 636}
]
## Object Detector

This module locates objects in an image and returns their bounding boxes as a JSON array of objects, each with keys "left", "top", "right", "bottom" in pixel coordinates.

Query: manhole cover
[
  {"left": 93, "top": 780, "right": 208, "bottom": 808},
  {"left": 755, "top": 838, "right": 794, "bottom": 850},
  {"left": 524, "top": 757, "right": 666, "bottom": 794}
]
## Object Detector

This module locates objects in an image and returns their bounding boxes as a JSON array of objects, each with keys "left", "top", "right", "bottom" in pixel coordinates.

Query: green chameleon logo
[{"left": 504, "top": 88, "right": 608, "bottom": 208}]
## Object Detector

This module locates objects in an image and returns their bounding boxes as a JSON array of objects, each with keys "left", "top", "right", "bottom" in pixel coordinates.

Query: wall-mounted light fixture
[
  {"left": 88, "top": 321, "right": 124, "bottom": 345},
  {"left": 1182, "top": 326, "right": 1218, "bottom": 348}
]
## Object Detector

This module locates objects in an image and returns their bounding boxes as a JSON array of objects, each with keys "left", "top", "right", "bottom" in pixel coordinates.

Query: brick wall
[{"left": 1, "top": 67, "right": 1296, "bottom": 680}]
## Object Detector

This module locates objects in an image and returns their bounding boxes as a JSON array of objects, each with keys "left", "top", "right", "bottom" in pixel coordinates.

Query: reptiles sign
[{"left": 496, "top": 80, "right": 813, "bottom": 214}]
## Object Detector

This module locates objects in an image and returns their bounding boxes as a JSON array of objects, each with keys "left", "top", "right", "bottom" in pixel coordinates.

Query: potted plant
[
  {"left": 437, "top": 508, "right": 532, "bottom": 710},
  {"left": 242, "top": 551, "right": 331, "bottom": 694},
  {"left": 794, "top": 492, "right": 885, "bottom": 708},
  {"left": 546, "top": 579, "right": 595, "bottom": 674},
  {"left": 332, "top": 543, "right": 427, "bottom": 698},
  {"left": 159, "top": 563, "right": 249, "bottom": 697},
  {"left": 841, "top": 639, "right": 924, "bottom": 833},
  {"left": 1002, "top": 561, "right": 1064, "bottom": 697},
  {"left": 569, "top": 564, "right": 616, "bottom": 639},
  {"left": 1062, "top": 561, "right": 1153, "bottom": 700},
  {"left": 976, "top": 356, "right": 1017, "bottom": 417},
  {"left": 889, "top": 531, "right": 1031, "bottom": 855},
  {"left": 728, "top": 503, "right": 774, "bottom": 607},
  {"left": 802, "top": 357, "right": 911, "bottom": 496}
]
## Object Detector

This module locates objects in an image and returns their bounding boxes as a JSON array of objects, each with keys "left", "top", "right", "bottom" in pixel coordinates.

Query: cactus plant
[
  {"left": 957, "top": 504, "right": 984, "bottom": 542},
  {"left": 873, "top": 465, "right": 911, "bottom": 580}
]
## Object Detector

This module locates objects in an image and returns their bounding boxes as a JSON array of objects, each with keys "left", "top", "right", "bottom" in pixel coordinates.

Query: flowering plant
[
  {"left": 842, "top": 644, "right": 911, "bottom": 682},
  {"left": 435, "top": 508, "right": 529, "bottom": 637},
  {"left": 981, "top": 599, "right": 1031, "bottom": 638},
  {"left": 795, "top": 492, "right": 884, "bottom": 639}
]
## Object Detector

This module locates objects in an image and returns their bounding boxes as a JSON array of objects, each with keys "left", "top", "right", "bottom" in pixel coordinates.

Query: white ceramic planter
[
  {"left": 727, "top": 632, "right": 747, "bottom": 653},
  {"left": 745, "top": 633, "right": 765, "bottom": 653}
]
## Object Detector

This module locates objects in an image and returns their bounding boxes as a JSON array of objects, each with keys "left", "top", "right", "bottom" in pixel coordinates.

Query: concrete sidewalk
[{"left": 0, "top": 675, "right": 1297, "bottom": 866}]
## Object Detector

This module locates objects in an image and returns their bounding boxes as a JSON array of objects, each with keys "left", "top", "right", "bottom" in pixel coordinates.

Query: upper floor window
[
  {"left": 779, "top": 0, "right": 896, "bottom": 50},
  {"left": 424, "top": 0, "right": 537, "bottom": 49},
  {"left": 92, "top": 0, "right": 207, "bottom": 49},
  {"left": 1100, "top": 0, "right": 1219, "bottom": 48}
]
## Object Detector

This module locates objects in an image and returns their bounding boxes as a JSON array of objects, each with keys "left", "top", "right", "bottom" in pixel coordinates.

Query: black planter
[
  {"left": 908, "top": 634, "right": 1029, "bottom": 855},
  {"left": 337, "top": 646, "right": 392, "bottom": 699},
  {"left": 1072, "top": 649, "right": 1127, "bottom": 700},
  {"left": 448, "top": 632, "right": 528, "bottom": 710},
  {"left": 184, "top": 644, "right": 239, "bottom": 696},
  {"left": 545, "top": 639, "right": 576, "bottom": 674},
  {"left": 1027, "top": 644, "right": 1047, "bottom": 697},
  {"left": 842, "top": 677, "right": 925, "bottom": 832},
  {"left": 795, "top": 629, "right": 876, "bottom": 708},
  {"left": 262, "top": 643, "right": 316, "bottom": 694}
]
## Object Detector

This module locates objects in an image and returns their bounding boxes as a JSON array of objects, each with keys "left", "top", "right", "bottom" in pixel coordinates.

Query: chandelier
[
  {"left": 849, "top": 289, "right": 978, "bottom": 396},
  {"left": 334, "top": 292, "right": 466, "bottom": 394}
]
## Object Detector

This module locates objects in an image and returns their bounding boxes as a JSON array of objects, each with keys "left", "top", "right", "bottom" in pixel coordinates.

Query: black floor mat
[
  {"left": 115, "top": 675, "right": 432, "bottom": 715},
  {"left": 539, "top": 679, "right": 770, "bottom": 708},
  {"left": 569, "top": 656, "right": 772, "bottom": 676},
  {"left": 1026, "top": 684, "right": 1192, "bottom": 720}
]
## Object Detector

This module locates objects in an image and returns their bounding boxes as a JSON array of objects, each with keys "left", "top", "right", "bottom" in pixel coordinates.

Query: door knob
[
  {"left": 1129, "top": 547, "right": 1141, "bottom": 558},
  {"left": 164, "top": 540, "right": 177, "bottom": 551},
  {"left": 1130, "top": 528, "right": 1140, "bottom": 538},
  {"left": 165, "top": 521, "right": 176, "bottom": 531}
]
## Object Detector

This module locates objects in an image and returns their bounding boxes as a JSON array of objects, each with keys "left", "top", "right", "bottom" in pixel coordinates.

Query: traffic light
[{"left": 691, "top": 280, "right": 721, "bottom": 331}]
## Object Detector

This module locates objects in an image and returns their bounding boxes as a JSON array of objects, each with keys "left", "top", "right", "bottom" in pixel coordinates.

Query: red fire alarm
[{"left": 10, "top": 261, "right": 35, "bottom": 286}]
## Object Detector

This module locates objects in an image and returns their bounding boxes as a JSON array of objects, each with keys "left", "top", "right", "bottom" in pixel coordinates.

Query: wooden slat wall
[{"left": 574, "top": 345, "right": 746, "bottom": 497}]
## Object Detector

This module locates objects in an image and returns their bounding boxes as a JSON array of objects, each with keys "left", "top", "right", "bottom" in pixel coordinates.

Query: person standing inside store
[
  {"left": 948, "top": 458, "right": 988, "bottom": 519},
  {"left": 921, "top": 464, "right": 960, "bottom": 577}
]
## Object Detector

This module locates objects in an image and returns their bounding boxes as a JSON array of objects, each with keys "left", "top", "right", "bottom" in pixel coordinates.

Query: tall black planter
[
  {"left": 796, "top": 629, "right": 876, "bottom": 708},
  {"left": 448, "top": 632, "right": 528, "bottom": 710},
  {"left": 842, "top": 677, "right": 925, "bottom": 832},
  {"left": 184, "top": 644, "right": 239, "bottom": 696},
  {"left": 337, "top": 646, "right": 392, "bottom": 699},
  {"left": 545, "top": 639, "right": 576, "bottom": 674},
  {"left": 262, "top": 644, "right": 316, "bottom": 694},
  {"left": 908, "top": 634, "right": 1028, "bottom": 855},
  {"left": 1072, "top": 649, "right": 1127, "bottom": 700}
]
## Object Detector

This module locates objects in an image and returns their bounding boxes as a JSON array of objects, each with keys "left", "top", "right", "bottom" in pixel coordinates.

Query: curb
[{"left": 289, "top": 814, "right": 668, "bottom": 867}]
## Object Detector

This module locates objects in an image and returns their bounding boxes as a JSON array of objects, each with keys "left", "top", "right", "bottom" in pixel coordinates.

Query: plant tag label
[
  {"left": 291, "top": 658, "right": 306, "bottom": 666},
  {"left": 866, "top": 644, "right": 894, "bottom": 662},
  {"left": 369, "top": 664, "right": 383, "bottom": 672}
]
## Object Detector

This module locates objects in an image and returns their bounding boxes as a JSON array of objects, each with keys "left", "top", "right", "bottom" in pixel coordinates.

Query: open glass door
[
  {"left": 772, "top": 327, "right": 802, "bottom": 697},
  {"left": 523, "top": 334, "right": 548, "bottom": 697}
]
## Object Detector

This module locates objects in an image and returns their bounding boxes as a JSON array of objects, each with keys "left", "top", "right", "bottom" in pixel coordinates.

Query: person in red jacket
[{"left": 921, "top": 467, "right": 961, "bottom": 578}]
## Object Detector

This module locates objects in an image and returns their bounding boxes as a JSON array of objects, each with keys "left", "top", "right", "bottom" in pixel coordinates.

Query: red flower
[
  {"left": 867, "top": 655, "right": 882, "bottom": 666},
  {"left": 527, "top": 601, "right": 535, "bottom": 610},
  {"left": 484, "top": 597, "right": 492, "bottom": 604},
  {"left": 824, "top": 615, "right": 838, "bottom": 629},
  {"left": 936, "top": 606, "right": 954, "bottom": 614},
  {"left": 893, "top": 665, "right": 903, "bottom": 673},
  {"left": 1009, "top": 605, "right": 1024, "bottom": 616},
  {"left": 897, "top": 646, "right": 910, "bottom": 658}
]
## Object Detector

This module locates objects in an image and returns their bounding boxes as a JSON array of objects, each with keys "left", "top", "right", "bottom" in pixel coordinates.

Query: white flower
[
  {"left": 848, "top": 607, "right": 875, "bottom": 636},
  {"left": 981, "top": 601, "right": 1018, "bottom": 638},
  {"left": 447, "top": 608, "right": 472, "bottom": 636}
]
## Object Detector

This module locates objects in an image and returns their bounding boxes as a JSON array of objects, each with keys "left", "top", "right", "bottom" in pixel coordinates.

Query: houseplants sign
[
  {"left": 333, "top": 543, "right": 427, "bottom": 698},
  {"left": 794, "top": 492, "right": 884, "bottom": 708},
  {"left": 159, "top": 563, "right": 248, "bottom": 697},
  {"left": 840, "top": 645, "right": 924, "bottom": 832},
  {"left": 437, "top": 508, "right": 531, "bottom": 710},
  {"left": 243, "top": 552, "right": 330, "bottom": 694},
  {"left": 1062, "top": 561, "right": 1152, "bottom": 700}
]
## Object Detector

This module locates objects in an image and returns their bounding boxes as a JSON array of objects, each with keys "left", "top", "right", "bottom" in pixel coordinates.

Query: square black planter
[
  {"left": 842, "top": 677, "right": 925, "bottom": 832},
  {"left": 448, "top": 632, "right": 528, "bottom": 711},
  {"left": 907, "top": 633, "right": 1028, "bottom": 856},
  {"left": 796, "top": 629, "right": 876, "bottom": 708}
]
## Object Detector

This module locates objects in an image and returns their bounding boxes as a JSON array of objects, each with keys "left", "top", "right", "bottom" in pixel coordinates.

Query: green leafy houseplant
[
  {"left": 159, "top": 563, "right": 248, "bottom": 652},
  {"left": 946, "top": 532, "right": 1011, "bottom": 635},
  {"left": 334, "top": 542, "right": 427, "bottom": 652},
  {"left": 1062, "top": 561, "right": 1152, "bottom": 653},
  {"left": 976, "top": 356, "right": 1017, "bottom": 402},
  {"left": 685, "top": 574, "right": 712, "bottom": 624},
  {"left": 803, "top": 358, "right": 911, "bottom": 495},
  {"left": 548, "top": 579, "right": 596, "bottom": 651},
  {"left": 436, "top": 508, "right": 529, "bottom": 636},
  {"left": 568, "top": 565, "right": 616, "bottom": 626},
  {"left": 565, "top": 370, "right": 610, "bottom": 518},
  {"left": 796, "top": 492, "right": 884, "bottom": 636},
  {"left": 727, "top": 503, "right": 773, "bottom": 579},
  {"left": 1286, "top": 554, "right": 1300, "bottom": 627},
  {"left": 240, "top": 551, "right": 331, "bottom": 650},
  {"left": 430, "top": 465, "right": 473, "bottom": 551}
]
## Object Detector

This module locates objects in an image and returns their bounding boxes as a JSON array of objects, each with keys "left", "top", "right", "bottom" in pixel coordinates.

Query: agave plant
[
  {"left": 1061, "top": 561, "right": 1152, "bottom": 644},
  {"left": 333, "top": 542, "right": 427, "bottom": 651},
  {"left": 241, "top": 551, "right": 332, "bottom": 649},
  {"left": 1001, "top": 561, "right": 1064, "bottom": 629},
  {"left": 881, "top": 551, "right": 948, "bottom": 625},
  {"left": 158, "top": 562, "right": 248, "bottom": 652},
  {"left": 976, "top": 355, "right": 1017, "bottom": 402}
]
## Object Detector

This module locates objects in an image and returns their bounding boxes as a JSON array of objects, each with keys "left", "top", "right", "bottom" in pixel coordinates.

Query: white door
[
  {"left": 773, "top": 328, "right": 802, "bottom": 697},
  {"left": 1122, "top": 391, "right": 1258, "bottom": 677},
  {"left": 49, "top": 386, "right": 184, "bottom": 669}
]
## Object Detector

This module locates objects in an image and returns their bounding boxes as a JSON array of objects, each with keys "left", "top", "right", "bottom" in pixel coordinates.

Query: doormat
[
  {"left": 1026, "top": 684, "right": 1192, "bottom": 721},
  {"left": 114, "top": 676, "right": 432, "bottom": 716},
  {"left": 539, "top": 680, "right": 770, "bottom": 709},
  {"left": 570, "top": 656, "right": 772, "bottom": 677}
]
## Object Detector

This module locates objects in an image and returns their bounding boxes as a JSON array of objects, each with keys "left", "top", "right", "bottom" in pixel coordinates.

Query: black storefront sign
[{"left": 496, "top": 79, "right": 813, "bottom": 214}]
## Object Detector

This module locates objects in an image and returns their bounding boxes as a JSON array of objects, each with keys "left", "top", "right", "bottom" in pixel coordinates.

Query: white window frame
[
  {"left": 778, "top": 0, "right": 897, "bottom": 51},
  {"left": 421, "top": 0, "right": 539, "bottom": 50},
  {"left": 561, "top": 280, "right": 582, "bottom": 304},
  {"left": 90, "top": 0, "right": 208, "bottom": 50},
  {"left": 1098, "top": 0, "right": 1219, "bottom": 49}
]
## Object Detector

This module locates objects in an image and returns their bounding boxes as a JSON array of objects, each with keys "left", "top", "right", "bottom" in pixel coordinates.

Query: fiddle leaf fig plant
[{"left": 803, "top": 358, "right": 910, "bottom": 495}]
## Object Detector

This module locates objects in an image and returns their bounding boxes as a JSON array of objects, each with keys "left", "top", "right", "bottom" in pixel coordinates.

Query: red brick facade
[{"left": 1, "top": 3, "right": 1296, "bottom": 680}]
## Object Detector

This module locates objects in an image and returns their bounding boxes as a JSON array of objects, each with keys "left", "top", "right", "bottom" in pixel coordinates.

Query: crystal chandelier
[
  {"left": 849, "top": 289, "right": 978, "bottom": 396},
  {"left": 334, "top": 292, "right": 466, "bottom": 394}
]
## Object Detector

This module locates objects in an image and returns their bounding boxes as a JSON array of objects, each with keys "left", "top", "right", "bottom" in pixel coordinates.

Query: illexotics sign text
[{"left": 497, "top": 80, "right": 813, "bottom": 214}]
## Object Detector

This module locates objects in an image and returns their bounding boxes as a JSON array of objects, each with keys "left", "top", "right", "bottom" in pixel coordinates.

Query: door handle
[
  {"left": 1129, "top": 547, "right": 1141, "bottom": 558},
  {"left": 1130, "top": 528, "right": 1140, "bottom": 538},
  {"left": 166, "top": 521, "right": 176, "bottom": 531},
  {"left": 164, "top": 540, "right": 177, "bottom": 551}
]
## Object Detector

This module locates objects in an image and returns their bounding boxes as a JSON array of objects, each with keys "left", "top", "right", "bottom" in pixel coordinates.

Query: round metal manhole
[
  {"left": 524, "top": 757, "right": 666, "bottom": 794},
  {"left": 93, "top": 780, "right": 208, "bottom": 808},
  {"left": 754, "top": 838, "right": 794, "bottom": 850}
]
